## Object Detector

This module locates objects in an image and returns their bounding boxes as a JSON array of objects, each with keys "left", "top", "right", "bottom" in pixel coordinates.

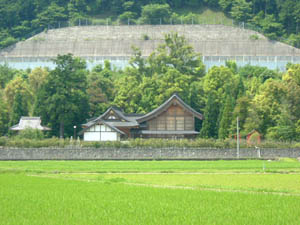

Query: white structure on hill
[{"left": 10, "top": 117, "right": 51, "bottom": 131}]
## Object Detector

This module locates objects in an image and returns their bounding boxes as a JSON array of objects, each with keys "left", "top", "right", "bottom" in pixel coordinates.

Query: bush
[
  {"left": 249, "top": 34, "right": 259, "bottom": 40},
  {"left": 0, "top": 36, "right": 17, "bottom": 49},
  {"left": 15, "top": 128, "right": 45, "bottom": 140},
  {"left": 142, "top": 34, "right": 150, "bottom": 40},
  {"left": 0, "top": 136, "right": 7, "bottom": 146},
  {"left": 140, "top": 4, "right": 171, "bottom": 24},
  {"left": 119, "top": 11, "right": 137, "bottom": 24},
  {"left": 0, "top": 136, "right": 299, "bottom": 149}
]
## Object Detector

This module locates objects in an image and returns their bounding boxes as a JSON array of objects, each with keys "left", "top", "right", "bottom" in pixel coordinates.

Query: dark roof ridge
[
  {"left": 136, "top": 93, "right": 203, "bottom": 123},
  {"left": 78, "top": 119, "right": 125, "bottom": 135},
  {"left": 98, "top": 106, "right": 129, "bottom": 122}
]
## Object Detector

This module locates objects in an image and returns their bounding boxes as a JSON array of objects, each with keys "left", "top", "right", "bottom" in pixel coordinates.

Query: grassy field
[{"left": 1, "top": 160, "right": 300, "bottom": 225}]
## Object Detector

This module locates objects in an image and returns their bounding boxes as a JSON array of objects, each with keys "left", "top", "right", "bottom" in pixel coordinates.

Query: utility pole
[{"left": 237, "top": 117, "right": 240, "bottom": 159}]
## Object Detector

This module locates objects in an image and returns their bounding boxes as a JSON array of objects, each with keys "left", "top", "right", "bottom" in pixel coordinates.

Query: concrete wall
[
  {"left": 1, "top": 25, "right": 300, "bottom": 59},
  {"left": 0, "top": 147, "right": 300, "bottom": 160}
]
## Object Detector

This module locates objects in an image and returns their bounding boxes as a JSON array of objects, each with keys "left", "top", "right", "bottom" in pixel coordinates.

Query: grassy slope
[{"left": 173, "top": 8, "right": 233, "bottom": 25}]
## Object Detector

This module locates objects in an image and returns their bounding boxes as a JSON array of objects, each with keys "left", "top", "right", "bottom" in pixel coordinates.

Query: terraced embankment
[{"left": 1, "top": 25, "right": 300, "bottom": 70}]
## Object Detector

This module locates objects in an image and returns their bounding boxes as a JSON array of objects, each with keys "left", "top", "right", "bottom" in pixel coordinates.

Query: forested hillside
[
  {"left": 0, "top": 0, "right": 300, "bottom": 49},
  {"left": 1, "top": 33, "right": 300, "bottom": 142}
]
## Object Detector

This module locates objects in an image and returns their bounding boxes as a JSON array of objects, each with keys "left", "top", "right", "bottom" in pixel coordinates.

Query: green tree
[
  {"left": 0, "top": 64, "right": 17, "bottom": 89},
  {"left": 87, "top": 64, "right": 115, "bottom": 117},
  {"left": 32, "top": 2, "right": 67, "bottom": 28},
  {"left": 218, "top": 93, "right": 234, "bottom": 139},
  {"left": 199, "top": 93, "right": 219, "bottom": 138},
  {"left": 0, "top": 96, "right": 9, "bottom": 136},
  {"left": 203, "top": 66, "right": 235, "bottom": 104},
  {"left": 115, "top": 33, "right": 205, "bottom": 114},
  {"left": 230, "top": 0, "right": 252, "bottom": 22},
  {"left": 10, "top": 91, "right": 29, "bottom": 127},
  {"left": 140, "top": 3, "right": 171, "bottom": 24},
  {"left": 248, "top": 79, "right": 286, "bottom": 134},
  {"left": 35, "top": 54, "right": 89, "bottom": 138},
  {"left": 231, "top": 96, "right": 250, "bottom": 134},
  {"left": 148, "top": 33, "right": 205, "bottom": 78},
  {"left": 113, "top": 72, "right": 142, "bottom": 113},
  {"left": 119, "top": 11, "right": 137, "bottom": 24},
  {"left": 4, "top": 76, "right": 32, "bottom": 113},
  {"left": 266, "top": 106, "right": 296, "bottom": 141}
]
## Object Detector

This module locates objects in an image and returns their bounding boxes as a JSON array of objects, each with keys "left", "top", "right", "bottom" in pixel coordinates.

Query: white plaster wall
[
  {"left": 84, "top": 124, "right": 119, "bottom": 141},
  {"left": 84, "top": 132, "right": 100, "bottom": 141},
  {"left": 101, "top": 132, "right": 118, "bottom": 141}
]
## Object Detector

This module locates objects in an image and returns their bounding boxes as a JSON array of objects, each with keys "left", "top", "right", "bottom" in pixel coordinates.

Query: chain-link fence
[{"left": 24, "top": 16, "right": 261, "bottom": 39}]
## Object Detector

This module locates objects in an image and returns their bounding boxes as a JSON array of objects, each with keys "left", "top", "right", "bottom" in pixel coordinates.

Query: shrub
[
  {"left": 0, "top": 136, "right": 7, "bottom": 146},
  {"left": 119, "top": 11, "right": 137, "bottom": 24},
  {"left": 142, "top": 34, "right": 150, "bottom": 40},
  {"left": 249, "top": 34, "right": 259, "bottom": 40},
  {"left": 15, "top": 128, "right": 45, "bottom": 140},
  {"left": 140, "top": 4, "right": 171, "bottom": 24},
  {"left": 0, "top": 36, "right": 17, "bottom": 49}
]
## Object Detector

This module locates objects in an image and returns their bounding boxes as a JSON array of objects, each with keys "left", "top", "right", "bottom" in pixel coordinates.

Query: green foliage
[
  {"left": 230, "top": 0, "right": 252, "bottom": 22},
  {"left": 34, "top": 54, "right": 89, "bottom": 138},
  {"left": 15, "top": 128, "right": 45, "bottom": 140},
  {"left": 119, "top": 11, "right": 137, "bottom": 24},
  {"left": 114, "top": 33, "right": 205, "bottom": 113},
  {"left": 199, "top": 93, "right": 219, "bottom": 138},
  {"left": 87, "top": 64, "right": 115, "bottom": 117},
  {"left": 0, "top": 98, "right": 9, "bottom": 136},
  {"left": 142, "top": 34, "right": 150, "bottom": 40},
  {"left": 9, "top": 92, "right": 29, "bottom": 127},
  {"left": 1, "top": 0, "right": 300, "bottom": 49},
  {"left": 32, "top": 3, "right": 68, "bottom": 28},
  {"left": 0, "top": 64, "right": 16, "bottom": 89},
  {"left": 249, "top": 34, "right": 259, "bottom": 41},
  {"left": 218, "top": 93, "right": 234, "bottom": 139},
  {"left": 140, "top": 4, "right": 171, "bottom": 24}
]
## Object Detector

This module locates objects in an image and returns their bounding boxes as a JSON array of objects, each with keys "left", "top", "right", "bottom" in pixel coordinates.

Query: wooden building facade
[{"left": 80, "top": 94, "right": 203, "bottom": 141}]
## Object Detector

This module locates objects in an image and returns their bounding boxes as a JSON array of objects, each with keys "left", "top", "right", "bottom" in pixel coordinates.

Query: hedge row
[{"left": 0, "top": 137, "right": 300, "bottom": 149}]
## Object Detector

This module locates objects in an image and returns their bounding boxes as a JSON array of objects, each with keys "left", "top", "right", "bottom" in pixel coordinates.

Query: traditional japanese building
[
  {"left": 10, "top": 117, "right": 51, "bottom": 131},
  {"left": 79, "top": 94, "right": 203, "bottom": 141}
]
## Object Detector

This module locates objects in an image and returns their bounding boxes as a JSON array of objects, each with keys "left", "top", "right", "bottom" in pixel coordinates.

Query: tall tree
[
  {"left": 10, "top": 91, "right": 29, "bottom": 127},
  {"left": 199, "top": 93, "right": 219, "bottom": 138},
  {"left": 0, "top": 96, "right": 9, "bottom": 136},
  {"left": 35, "top": 54, "right": 89, "bottom": 138},
  {"left": 218, "top": 93, "right": 234, "bottom": 139}
]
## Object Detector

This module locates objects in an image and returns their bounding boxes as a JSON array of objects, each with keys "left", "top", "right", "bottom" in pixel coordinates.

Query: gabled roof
[
  {"left": 99, "top": 106, "right": 129, "bottom": 122},
  {"left": 78, "top": 119, "right": 126, "bottom": 136},
  {"left": 82, "top": 106, "right": 142, "bottom": 128},
  {"left": 136, "top": 93, "right": 203, "bottom": 123},
  {"left": 10, "top": 117, "right": 51, "bottom": 131}
]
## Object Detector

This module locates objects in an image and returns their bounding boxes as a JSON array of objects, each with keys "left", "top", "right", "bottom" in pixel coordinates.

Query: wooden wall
[{"left": 148, "top": 105, "right": 194, "bottom": 131}]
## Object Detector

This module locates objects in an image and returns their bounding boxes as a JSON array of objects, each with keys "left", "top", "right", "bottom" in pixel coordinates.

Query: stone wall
[{"left": 0, "top": 147, "right": 300, "bottom": 160}]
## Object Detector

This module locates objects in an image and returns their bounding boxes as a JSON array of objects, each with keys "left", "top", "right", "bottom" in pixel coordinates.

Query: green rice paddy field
[{"left": 1, "top": 160, "right": 300, "bottom": 225}]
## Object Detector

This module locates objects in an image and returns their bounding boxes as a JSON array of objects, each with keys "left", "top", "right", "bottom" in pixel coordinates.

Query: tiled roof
[
  {"left": 137, "top": 94, "right": 203, "bottom": 123},
  {"left": 78, "top": 119, "right": 126, "bottom": 135},
  {"left": 10, "top": 117, "right": 51, "bottom": 131}
]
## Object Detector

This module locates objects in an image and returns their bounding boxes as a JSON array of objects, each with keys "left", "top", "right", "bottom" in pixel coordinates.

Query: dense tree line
[
  {"left": 0, "top": 0, "right": 300, "bottom": 48},
  {"left": 1, "top": 33, "right": 300, "bottom": 141}
]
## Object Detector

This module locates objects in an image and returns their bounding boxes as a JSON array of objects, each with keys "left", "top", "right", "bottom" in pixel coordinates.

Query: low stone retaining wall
[{"left": 0, "top": 147, "right": 300, "bottom": 160}]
